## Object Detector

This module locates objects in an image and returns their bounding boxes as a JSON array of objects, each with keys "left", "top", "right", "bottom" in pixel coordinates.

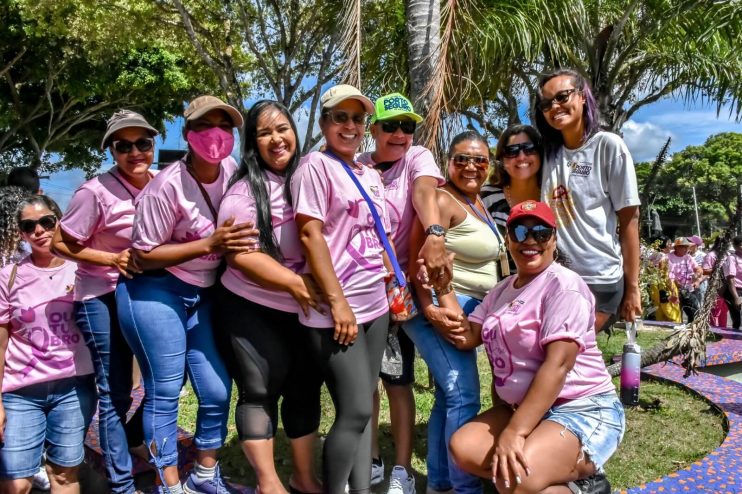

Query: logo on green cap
[
  {"left": 372, "top": 93, "right": 423, "bottom": 123},
  {"left": 383, "top": 96, "right": 413, "bottom": 112}
]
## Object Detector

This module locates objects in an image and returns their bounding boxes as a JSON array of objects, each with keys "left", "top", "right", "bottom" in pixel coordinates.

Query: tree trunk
[
  {"left": 405, "top": 0, "right": 440, "bottom": 117},
  {"left": 606, "top": 340, "right": 672, "bottom": 378}
]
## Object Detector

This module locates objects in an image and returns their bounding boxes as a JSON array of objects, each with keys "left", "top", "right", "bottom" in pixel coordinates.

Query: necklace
[{"left": 504, "top": 185, "right": 512, "bottom": 206}]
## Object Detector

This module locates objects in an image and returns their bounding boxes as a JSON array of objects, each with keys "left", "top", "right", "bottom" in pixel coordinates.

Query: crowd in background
[{"left": 645, "top": 233, "right": 742, "bottom": 330}]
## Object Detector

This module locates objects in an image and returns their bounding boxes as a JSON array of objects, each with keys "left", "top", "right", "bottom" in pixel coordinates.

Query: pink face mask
[{"left": 186, "top": 127, "right": 235, "bottom": 164}]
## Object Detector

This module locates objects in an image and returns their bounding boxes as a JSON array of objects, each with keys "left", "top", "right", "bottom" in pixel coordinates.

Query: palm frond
[{"left": 337, "top": 0, "right": 362, "bottom": 88}]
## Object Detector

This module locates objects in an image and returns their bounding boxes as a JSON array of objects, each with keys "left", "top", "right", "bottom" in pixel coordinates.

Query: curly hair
[{"left": 0, "top": 186, "right": 28, "bottom": 266}]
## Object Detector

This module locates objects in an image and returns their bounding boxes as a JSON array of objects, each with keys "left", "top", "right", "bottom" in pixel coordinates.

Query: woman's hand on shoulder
[
  {"left": 209, "top": 217, "right": 259, "bottom": 254},
  {"left": 492, "top": 426, "right": 530, "bottom": 489}
]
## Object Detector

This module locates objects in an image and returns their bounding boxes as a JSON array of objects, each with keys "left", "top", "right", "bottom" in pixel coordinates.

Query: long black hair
[
  {"left": 231, "top": 100, "right": 301, "bottom": 260},
  {"left": 534, "top": 69, "right": 601, "bottom": 161}
]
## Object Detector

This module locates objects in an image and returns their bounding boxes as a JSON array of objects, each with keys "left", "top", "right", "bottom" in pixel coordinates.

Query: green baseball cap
[{"left": 370, "top": 93, "right": 423, "bottom": 124}]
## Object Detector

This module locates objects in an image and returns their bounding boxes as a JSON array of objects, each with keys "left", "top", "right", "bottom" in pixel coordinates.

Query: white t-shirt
[{"left": 541, "top": 131, "right": 640, "bottom": 284}]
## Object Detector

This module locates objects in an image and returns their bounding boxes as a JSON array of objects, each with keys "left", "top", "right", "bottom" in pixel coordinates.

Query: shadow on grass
[{"left": 216, "top": 422, "right": 498, "bottom": 494}]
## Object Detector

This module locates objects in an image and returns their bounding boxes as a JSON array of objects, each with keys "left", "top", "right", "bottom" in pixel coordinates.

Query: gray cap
[{"left": 101, "top": 110, "right": 159, "bottom": 150}]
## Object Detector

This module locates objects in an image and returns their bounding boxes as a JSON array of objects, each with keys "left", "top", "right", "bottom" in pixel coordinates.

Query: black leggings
[
  {"left": 213, "top": 284, "right": 322, "bottom": 440},
  {"left": 308, "top": 313, "right": 389, "bottom": 494}
]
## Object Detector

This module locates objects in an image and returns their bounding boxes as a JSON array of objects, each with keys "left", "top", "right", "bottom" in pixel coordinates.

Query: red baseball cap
[{"left": 506, "top": 200, "right": 557, "bottom": 228}]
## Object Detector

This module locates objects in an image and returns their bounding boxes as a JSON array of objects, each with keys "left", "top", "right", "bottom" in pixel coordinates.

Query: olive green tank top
[{"left": 440, "top": 189, "right": 501, "bottom": 299}]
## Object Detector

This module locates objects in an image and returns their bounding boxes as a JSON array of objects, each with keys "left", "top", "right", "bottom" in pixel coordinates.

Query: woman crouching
[{"left": 449, "top": 200, "right": 624, "bottom": 494}]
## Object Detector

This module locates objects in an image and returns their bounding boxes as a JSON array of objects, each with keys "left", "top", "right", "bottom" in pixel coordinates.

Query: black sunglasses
[
  {"left": 19, "top": 214, "right": 57, "bottom": 234},
  {"left": 503, "top": 142, "right": 538, "bottom": 159},
  {"left": 508, "top": 224, "right": 554, "bottom": 243},
  {"left": 537, "top": 88, "right": 579, "bottom": 112},
  {"left": 452, "top": 154, "right": 489, "bottom": 169},
  {"left": 379, "top": 120, "right": 416, "bottom": 135},
  {"left": 325, "top": 110, "right": 368, "bottom": 126},
  {"left": 112, "top": 138, "right": 154, "bottom": 154}
]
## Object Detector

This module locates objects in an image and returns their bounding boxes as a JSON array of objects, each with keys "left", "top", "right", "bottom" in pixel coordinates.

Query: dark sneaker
[
  {"left": 570, "top": 473, "right": 611, "bottom": 494},
  {"left": 183, "top": 465, "right": 242, "bottom": 494}
]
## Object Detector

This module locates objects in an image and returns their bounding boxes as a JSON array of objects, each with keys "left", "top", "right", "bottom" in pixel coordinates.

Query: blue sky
[{"left": 44, "top": 97, "right": 741, "bottom": 211}]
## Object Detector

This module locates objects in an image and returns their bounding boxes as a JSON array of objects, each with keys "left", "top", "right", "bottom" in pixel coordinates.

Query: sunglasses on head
[
  {"left": 19, "top": 215, "right": 57, "bottom": 234},
  {"left": 379, "top": 119, "right": 416, "bottom": 135},
  {"left": 508, "top": 223, "right": 554, "bottom": 243},
  {"left": 326, "top": 110, "right": 368, "bottom": 126},
  {"left": 111, "top": 138, "right": 154, "bottom": 154},
  {"left": 537, "top": 88, "right": 579, "bottom": 112},
  {"left": 503, "top": 142, "right": 538, "bottom": 159},
  {"left": 451, "top": 154, "right": 489, "bottom": 169}
]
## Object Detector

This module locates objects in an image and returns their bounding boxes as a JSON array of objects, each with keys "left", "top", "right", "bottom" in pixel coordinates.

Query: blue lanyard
[
  {"left": 464, "top": 196, "right": 505, "bottom": 245},
  {"left": 323, "top": 151, "right": 407, "bottom": 288}
]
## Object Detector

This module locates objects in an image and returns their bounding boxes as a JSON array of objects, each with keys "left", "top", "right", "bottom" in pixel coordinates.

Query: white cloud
[{"left": 621, "top": 120, "right": 675, "bottom": 163}]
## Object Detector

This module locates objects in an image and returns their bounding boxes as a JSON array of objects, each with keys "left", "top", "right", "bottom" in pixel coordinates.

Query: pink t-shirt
[
  {"left": 291, "top": 151, "right": 390, "bottom": 328},
  {"left": 469, "top": 262, "right": 615, "bottom": 406},
  {"left": 0, "top": 258, "right": 93, "bottom": 393},
  {"left": 131, "top": 158, "right": 237, "bottom": 287},
  {"left": 357, "top": 146, "right": 444, "bottom": 270},
  {"left": 60, "top": 167, "right": 154, "bottom": 301},
  {"left": 218, "top": 172, "right": 304, "bottom": 313},
  {"left": 702, "top": 250, "right": 718, "bottom": 271},
  {"left": 722, "top": 253, "right": 742, "bottom": 288},
  {"left": 667, "top": 252, "right": 697, "bottom": 290}
]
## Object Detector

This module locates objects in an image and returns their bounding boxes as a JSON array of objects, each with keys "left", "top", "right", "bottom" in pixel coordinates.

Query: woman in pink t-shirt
[
  {"left": 0, "top": 195, "right": 95, "bottom": 492},
  {"left": 722, "top": 235, "right": 742, "bottom": 330},
  {"left": 449, "top": 201, "right": 624, "bottom": 494},
  {"left": 212, "top": 100, "right": 324, "bottom": 494},
  {"left": 51, "top": 109, "right": 157, "bottom": 494},
  {"left": 290, "top": 85, "right": 391, "bottom": 494},
  {"left": 115, "top": 96, "right": 257, "bottom": 493},
  {"left": 705, "top": 236, "right": 730, "bottom": 327}
]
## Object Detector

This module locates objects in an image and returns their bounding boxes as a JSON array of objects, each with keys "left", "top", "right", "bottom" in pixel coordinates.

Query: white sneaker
[
  {"left": 370, "top": 457, "right": 384, "bottom": 486},
  {"left": 32, "top": 466, "right": 51, "bottom": 490},
  {"left": 386, "top": 466, "right": 414, "bottom": 494}
]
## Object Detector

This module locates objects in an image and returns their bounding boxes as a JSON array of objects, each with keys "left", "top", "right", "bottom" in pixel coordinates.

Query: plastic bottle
[{"left": 620, "top": 342, "right": 641, "bottom": 406}]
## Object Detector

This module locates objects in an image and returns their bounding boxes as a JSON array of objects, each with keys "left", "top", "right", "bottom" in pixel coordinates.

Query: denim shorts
[
  {"left": 543, "top": 391, "right": 625, "bottom": 472},
  {"left": 0, "top": 375, "right": 96, "bottom": 479}
]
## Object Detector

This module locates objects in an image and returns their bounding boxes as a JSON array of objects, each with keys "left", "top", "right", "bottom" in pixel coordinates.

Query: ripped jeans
[
  {"left": 116, "top": 271, "right": 231, "bottom": 472},
  {"left": 403, "top": 293, "right": 482, "bottom": 494}
]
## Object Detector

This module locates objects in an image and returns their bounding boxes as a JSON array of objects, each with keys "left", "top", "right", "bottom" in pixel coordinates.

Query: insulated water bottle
[{"left": 620, "top": 342, "right": 641, "bottom": 406}]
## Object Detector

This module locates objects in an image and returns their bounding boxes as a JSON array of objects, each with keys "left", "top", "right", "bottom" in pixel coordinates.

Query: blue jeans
[
  {"left": 0, "top": 376, "right": 96, "bottom": 479},
  {"left": 116, "top": 271, "right": 231, "bottom": 473},
  {"left": 544, "top": 392, "right": 625, "bottom": 473},
  {"left": 75, "top": 291, "right": 144, "bottom": 494},
  {"left": 403, "top": 294, "right": 482, "bottom": 494}
]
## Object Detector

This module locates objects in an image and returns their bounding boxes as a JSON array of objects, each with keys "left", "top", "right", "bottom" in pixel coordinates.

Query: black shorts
[
  {"left": 587, "top": 278, "right": 625, "bottom": 315},
  {"left": 379, "top": 326, "right": 415, "bottom": 386}
]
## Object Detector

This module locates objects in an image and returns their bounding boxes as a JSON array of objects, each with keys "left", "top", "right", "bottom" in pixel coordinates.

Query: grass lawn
[{"left": 178, "top": 329, "right": 724, "bottom": 492}]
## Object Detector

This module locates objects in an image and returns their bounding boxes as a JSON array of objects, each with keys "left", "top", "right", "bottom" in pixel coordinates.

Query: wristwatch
[{"left": 425, "top": 224, "right": 446, "bottom": 237}]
